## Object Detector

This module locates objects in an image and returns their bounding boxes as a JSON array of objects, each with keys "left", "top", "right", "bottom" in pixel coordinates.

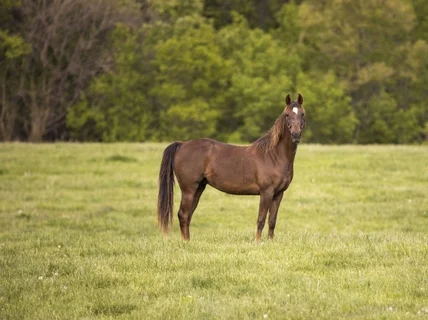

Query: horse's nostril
[{"left": 292, "top": 132, "right": 301, "bottom": 138}]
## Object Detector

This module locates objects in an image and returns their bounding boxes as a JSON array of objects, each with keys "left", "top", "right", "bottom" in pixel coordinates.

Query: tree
[
  {"left": 0, "top": 0, "right": 30, "bottom": 141},
  {"left": 203, "top": 0, "right": 303, "bottom": 30},
  {"left": 69, "top": 14, "right": 230, "bottom": 141},
  {"left": 153, "top": 15, "right": 230, "bottom": 140},
  {"left": 4, "top": 0, "right": 427, "bottom": 143},
  {"left": 296, "top": 72, "right": 357, "bottom": 143},
  {"left": 67, "top": 24, "right": 154, "bottom": 141},
  {"left": 412, "top": 0, "right": 428, "bottom": 42},
  {"left": 0, "top": 0, "right": 141, "bottom": 141},
  {"left": 298, "top": 0, "right": 425, "bottom": 143},
  {"left": 0, "top": 29, "right": 30, "bottom": 141},
  {"left": 217, "top": 13, "right": 299, "bottom": 142}
]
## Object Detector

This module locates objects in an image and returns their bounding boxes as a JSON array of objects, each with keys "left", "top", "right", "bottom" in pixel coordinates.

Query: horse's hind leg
[
  {"left": 178, "top": 181, "right": 206, "bottom": 241},
  {"left": 191, "top": 181, "right": 206, "bottom": 213},
  {"left": 177, "top": 191, "right": 194, "bottom": 241}
]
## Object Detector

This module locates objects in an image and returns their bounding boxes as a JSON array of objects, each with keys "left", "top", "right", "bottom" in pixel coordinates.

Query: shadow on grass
[
  {"left": 105, "top": 154, "right": 137, "bottom": 163},
  {"left": 90, "top": 303, "right": 137, "bottom": 316}
]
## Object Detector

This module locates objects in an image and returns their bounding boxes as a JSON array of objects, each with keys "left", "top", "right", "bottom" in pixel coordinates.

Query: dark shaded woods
[{"left": 1, "top": 0, "right": 427, "bottom": 143}]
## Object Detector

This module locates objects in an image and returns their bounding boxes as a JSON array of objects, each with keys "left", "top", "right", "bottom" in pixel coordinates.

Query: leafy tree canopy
[{"left": 1, "top": 0, "right": 427, "bottom": 143}]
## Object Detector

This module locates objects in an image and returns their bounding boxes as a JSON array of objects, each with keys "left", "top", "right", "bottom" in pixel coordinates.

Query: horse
[{"left": 157, "top": 93, "right": 306, "bottom": 241}]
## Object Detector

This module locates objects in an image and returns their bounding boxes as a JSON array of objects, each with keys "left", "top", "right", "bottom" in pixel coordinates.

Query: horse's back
[{"left": 174, "top": 138, "right": 242, "bottom": 169}]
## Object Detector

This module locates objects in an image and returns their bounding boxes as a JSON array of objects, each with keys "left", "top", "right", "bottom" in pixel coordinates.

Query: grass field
[{"left": 0, "top": 143, "right": 427, "bottom": 319}]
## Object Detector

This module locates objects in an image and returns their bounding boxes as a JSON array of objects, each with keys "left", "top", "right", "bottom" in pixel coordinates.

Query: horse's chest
[{"left": 277, "top": 170, "right": 293, "bottom": 192}]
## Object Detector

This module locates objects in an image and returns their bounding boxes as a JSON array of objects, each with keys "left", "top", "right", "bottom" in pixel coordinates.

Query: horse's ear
[
  {"left": 297, "top": 93, "right": 303, "bottom": 105},
  {"left": 285, "top": 94, "right": 291, "bottom": 105}
]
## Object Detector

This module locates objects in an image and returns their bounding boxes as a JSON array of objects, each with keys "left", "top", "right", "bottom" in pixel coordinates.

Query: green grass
[{"left": 0, "top": 143, "right": 427, "bottom": 319}]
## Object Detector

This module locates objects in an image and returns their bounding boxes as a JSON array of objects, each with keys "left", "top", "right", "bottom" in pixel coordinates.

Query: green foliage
[
  {"left": 4, "top": 0, "right": 428, "bottom": 143},
  {"left": 67, "top": 24, "right": 154, "bottom": 141},
  {"left": 152, "top": 15, "right": 230, "bottom": 139},
  {"left": 217, "top": 14, "right": 298, "bottom": 141},
  {"left": 357, "top": 91, "right": 424, "bottom": 144},
  {"left": 412, "top": 0, "right": 428, "bottom": 41},
  {"left": 0, "top": 30, "right": 30, "bottom": 59},
  {"left": 357, "top": 91, "right": 398, "bottom": 144},
  {"left": 300, "top": 0, "right": 415, "bottom": 74},
  {"left": 203, "top": 0, "right": 293, "bottom": 30},
  {"left": 161, "top": 99, "right": 219, "bottom": 140},
  {"left": 273, "top": 1, "right": 301, "bottom": 44},
  {"left": 69, "top": 16, "right": 230, "bottom": 141},
  {"left": 403, "top": 40, "right": 428, "bottom": 141},
  {"left": 298, "top": 0, "right": 425, "bottom": 144},
  {"left": 297, "top": 72, "right": 357, "bottom": 143},
  {"left": 154, "top": 0, "right": 203, "bottom": 21}
]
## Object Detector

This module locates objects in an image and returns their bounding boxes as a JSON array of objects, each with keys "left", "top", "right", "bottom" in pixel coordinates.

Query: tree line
[{"left": 1, "top": 0, "right": 427, "bottom": 143}]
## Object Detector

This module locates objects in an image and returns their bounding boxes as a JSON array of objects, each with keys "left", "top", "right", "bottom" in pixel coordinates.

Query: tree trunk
[{"left": 28, "top": 107, "right": 49, "bottom": 142}]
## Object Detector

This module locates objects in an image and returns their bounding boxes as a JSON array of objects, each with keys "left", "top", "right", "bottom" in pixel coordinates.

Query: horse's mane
[
  {"left": 248, "top": 110, "right": 288, "bottom": 154},
  {"left": 247, "top": 102, "right": 299, "bottom": 153}
]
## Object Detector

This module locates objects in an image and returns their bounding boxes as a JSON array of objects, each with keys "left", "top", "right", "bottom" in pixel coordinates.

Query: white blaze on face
[{"left": 292, "top": 107, "right": 298, "bottom": 115}]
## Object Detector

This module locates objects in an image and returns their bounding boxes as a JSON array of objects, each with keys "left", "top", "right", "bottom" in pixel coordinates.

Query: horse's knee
[
  {"left": 177, "top": 209, "right": 185, "bottom": 220},
  {"left": 268, "top": 217, "right": 276, "bottom": 229},
  {"left": 257, "top": 218, "right": 266, "bottom": 231},
  {"left": 178, "top": 209, "right": 189, "bottom": 225},
  {"left": 178, "top": 195, "right": 193, "bottom": 223}
]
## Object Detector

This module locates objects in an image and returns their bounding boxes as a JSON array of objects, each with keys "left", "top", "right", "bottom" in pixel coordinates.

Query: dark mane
[
  {"left": 248, "top": 102, "right": 298, "bottom": 153},
  {"left": 248, "top": 112, "right": 287, "bottom": 153}
]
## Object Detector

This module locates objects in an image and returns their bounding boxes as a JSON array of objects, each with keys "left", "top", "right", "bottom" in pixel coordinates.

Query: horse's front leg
[
  {"left": 268, "top": 191, "right": 284, "bottom": 239},
  {"left": 256, "top": 189, "right": 274, "bottom": 242}
]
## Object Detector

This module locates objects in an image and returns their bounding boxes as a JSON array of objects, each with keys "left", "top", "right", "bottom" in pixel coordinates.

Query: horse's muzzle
[{"left": 291, "top": 132, "right": 301, "bottom": 143}]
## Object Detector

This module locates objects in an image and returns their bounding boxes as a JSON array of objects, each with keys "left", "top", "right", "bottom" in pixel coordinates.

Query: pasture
[{"left": 0, "top": 143, "right": 427, "bottom": 319}]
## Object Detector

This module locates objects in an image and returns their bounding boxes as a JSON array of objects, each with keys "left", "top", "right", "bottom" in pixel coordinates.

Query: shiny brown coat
[{"left": 157, "top": 94, "right": 306, "bottom": 241}]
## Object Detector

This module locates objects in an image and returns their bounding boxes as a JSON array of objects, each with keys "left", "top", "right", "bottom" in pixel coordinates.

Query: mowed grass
[{"left": 0, "top": 143, "right": 427, "bottom": 319}]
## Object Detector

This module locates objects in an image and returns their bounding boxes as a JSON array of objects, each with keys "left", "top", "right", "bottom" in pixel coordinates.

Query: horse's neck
[{"left": 275, "top": 133, "right": 297, "bottom": 164}]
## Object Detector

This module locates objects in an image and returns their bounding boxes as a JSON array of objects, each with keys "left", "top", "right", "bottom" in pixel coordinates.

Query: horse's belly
[
  {"left": 206, "top": 172, "right": 260, "bottom": 195},
  {"left": 209, "top": 181, "right": 260, "bottom": 195}
]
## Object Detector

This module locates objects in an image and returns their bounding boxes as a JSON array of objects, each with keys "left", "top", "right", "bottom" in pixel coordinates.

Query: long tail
[{"left": 157, "top": 142, "right": 182, "bottom": 235}]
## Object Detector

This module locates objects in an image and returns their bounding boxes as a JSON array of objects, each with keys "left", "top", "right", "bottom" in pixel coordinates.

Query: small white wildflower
[
  {"left": 18, "top": 210, "right": 23, "bottom": 214},
  {"left": 408, "top": 199, "right": 412, "bottom": 203},
  {"left": 38, "top": 276, "right": 43, "bottom": 280},
  {"left": 58, "top": 245, "right": 61, "bottom": 248},
  {"left": 418, "top": 307, "right": 428, "bottom": 315},
  {"left": 54, "top": 271, "right": 59, "bottom": 277},
  {"left": 388, "top": 306, "right": 393, "bottom": 312},
  {"left": 263, "top": 314, "right": 268, "bottom": 319}
]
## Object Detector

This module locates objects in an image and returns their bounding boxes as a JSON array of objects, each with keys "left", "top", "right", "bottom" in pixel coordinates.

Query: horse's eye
[{"left": 301, "top": 113, "right": 305, "bottom": 117}]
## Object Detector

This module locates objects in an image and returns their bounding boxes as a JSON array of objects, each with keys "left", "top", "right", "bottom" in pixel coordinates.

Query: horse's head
[{"left": 284, "top": 94, "right": 305, "bottom": 144}]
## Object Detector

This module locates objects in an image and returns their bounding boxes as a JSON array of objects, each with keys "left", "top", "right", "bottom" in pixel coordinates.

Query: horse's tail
[{"left": 157, "top": 142, "right": 182, "bottom": 235}]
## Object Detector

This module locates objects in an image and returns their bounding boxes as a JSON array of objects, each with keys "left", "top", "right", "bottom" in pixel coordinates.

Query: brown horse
[{"left": 157, "top": 94, "right": 305, "bottom": 241}]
